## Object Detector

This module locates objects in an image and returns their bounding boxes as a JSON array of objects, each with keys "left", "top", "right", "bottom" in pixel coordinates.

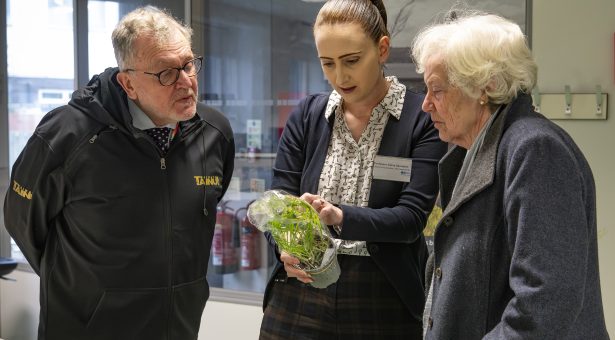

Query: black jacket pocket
[
  {"left": 170, "top": 276, "right": 209, "bottom": 340},
  {"left": 87, "top": 288, "right": 167, "bottom": 340}
]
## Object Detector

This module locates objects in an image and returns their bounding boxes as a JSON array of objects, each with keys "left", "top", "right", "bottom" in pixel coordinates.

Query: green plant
[{"left": 248, "top": 191, "right": 331, "bottom": 269}]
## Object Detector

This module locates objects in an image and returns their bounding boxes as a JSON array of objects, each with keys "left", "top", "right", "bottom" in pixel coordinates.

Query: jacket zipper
[
  {"left": 62, "top": 125, "right": 118, "bottom": 172},
  {"left": 160, "top": 153, "right": 172, "bottom": 339},
  {"left": 154, "top": 121, "right": 204, "bottom": 172},
  {"left": 157, "top": 121, "right": 205, "bottom": 338},
  {"left": 88, "top": 125, "right": 118, "bottom": 144}
]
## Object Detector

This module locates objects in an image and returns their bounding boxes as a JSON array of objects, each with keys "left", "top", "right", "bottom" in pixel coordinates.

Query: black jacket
[
  {"left": 4, "top": 68, "right": 234, "bottom": 340},
  {"left": 264, "top": 90, "right": 447, "bottom": 321}
]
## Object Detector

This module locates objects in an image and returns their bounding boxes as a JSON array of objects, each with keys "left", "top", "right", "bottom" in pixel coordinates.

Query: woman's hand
[
  {"left": 301, "top": 193, "right": 343, "bottom": 226},
  {"left": 280, "top": 251, "right": 313, "bottom": 284}
]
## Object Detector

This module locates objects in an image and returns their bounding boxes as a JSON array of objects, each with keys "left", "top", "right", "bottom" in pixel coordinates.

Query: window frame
[{"left": 1, "top": 0, "right": 11, "bottom": 260}]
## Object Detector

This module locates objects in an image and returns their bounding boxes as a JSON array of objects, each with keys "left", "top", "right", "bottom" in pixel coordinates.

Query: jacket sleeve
[
  {"left": 3, "top": 132, "right": 65, "bottom": 275},
  {"left": 485, "top": 132, "right": 592, "bottom": 339},
  {"left": 339, "top": 114, "right": 446, "bottom": 244}
]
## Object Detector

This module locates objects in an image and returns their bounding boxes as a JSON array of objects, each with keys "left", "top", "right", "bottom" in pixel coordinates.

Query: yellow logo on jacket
[
  {"left": 194, "top": 176, "right": 222, "bottom": 187},
  {"left": 13, "top": 180, "right": 32, "bottom": 200}
]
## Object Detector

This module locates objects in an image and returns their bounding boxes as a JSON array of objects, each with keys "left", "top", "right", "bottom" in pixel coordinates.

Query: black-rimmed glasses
[{"left": 125, "top": 56, "right": 203, "bottom": 86}]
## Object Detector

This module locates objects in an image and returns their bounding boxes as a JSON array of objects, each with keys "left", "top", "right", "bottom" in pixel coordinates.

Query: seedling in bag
[{"left": 248, "top": 190, "right": 340, "bottom": 288}]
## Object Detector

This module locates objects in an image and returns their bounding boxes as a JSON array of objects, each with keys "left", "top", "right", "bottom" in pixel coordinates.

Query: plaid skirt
[{"left": 259, "top": 255, "right": 423, "bottom": 340}]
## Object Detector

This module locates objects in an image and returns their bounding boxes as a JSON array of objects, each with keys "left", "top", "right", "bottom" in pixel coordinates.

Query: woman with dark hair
[{"left": 259, "top": 0, "right": 447, "bottom": 338}]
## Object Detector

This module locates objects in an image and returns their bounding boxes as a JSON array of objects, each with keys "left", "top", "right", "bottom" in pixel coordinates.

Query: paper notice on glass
[{"left": 372, "top": 155, "right": 412, "bottom": 182}]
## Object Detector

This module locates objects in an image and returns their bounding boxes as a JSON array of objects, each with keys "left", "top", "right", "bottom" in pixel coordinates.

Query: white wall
[
  {"left": 199, "top": 301, "right": 262, "bottom": 340},
  {"left": 2, "top": 0, "right": 615, "bottom": 338},
  {"left": 532, "top": 0, "right": 615, "bottom": 334}
]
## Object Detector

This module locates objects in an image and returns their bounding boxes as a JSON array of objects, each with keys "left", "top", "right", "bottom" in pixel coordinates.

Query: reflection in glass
[
  {"left": 88, "top": 1, "right": 120, "bottom": 78},
  {"left": 7, "top": 0, "right": 75, "bottom": 260},
  {"left": 194, "top": 0, "right": 330, "bottom": 295}
]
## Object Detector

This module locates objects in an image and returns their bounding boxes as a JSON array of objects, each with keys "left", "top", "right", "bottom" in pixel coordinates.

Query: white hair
[{"left": 411, "top": 11, "right": 537, "bottom": 104}]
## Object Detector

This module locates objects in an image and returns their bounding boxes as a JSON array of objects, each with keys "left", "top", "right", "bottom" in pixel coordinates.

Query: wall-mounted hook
[
  {"left": 564, "top": 85, "right": 572, "bottom": 114},
  {"left": 532, "top": 86, "right": 541, "bottom": 113},
  {"left": 595, "top": 85, "right": 603, "bottom": 115}
]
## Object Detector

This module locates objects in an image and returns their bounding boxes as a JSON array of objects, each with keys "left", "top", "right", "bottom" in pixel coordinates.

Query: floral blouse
[{"left": 318, "top": 76, "right": 406, "bottom": 255}]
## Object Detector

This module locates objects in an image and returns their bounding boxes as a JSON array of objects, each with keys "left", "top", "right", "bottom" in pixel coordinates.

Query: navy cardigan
[{"left": 264, "top": 90, "right": 447, "bottom": 321}]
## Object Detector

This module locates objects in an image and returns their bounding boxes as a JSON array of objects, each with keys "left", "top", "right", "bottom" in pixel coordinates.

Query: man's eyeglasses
[{"left": 125, "top": 56, "right": 203, "bottom": 86}]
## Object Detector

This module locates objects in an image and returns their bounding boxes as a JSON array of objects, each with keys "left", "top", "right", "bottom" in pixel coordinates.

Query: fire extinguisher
[
  {"left": 236, "top": 205, "right": 261, "bottom": 271},
  {"left": 212, "top": 202, "right": 239, "bottom": 274}
]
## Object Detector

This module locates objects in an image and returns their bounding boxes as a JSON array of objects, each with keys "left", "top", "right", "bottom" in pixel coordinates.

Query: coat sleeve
[
  {"left": 485, "top": 132, "right": 593, "bottom": 339},
  {"left": 339, "top": 114, "right": 447, "bottom": 243},
  {"left": 3, "top": 132, "right": 65, "bottom": 275}
]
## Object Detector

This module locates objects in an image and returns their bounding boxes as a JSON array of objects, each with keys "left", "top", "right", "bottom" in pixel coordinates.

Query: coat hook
[{"left": 595, "top": 85, "right": 603, "bottom": 115}]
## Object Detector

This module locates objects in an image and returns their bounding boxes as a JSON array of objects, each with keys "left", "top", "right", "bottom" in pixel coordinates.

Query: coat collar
[{"left": 439, "top": 94, "right": 531, "bottom": 216}]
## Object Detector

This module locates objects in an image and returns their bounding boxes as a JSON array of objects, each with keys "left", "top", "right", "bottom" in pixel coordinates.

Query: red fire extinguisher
[
  {"left": 212, "top": 202, "right": 239, "bottom": 274},
  {"left": 237, "top": 205, "right": 261, "bottom": 271}
]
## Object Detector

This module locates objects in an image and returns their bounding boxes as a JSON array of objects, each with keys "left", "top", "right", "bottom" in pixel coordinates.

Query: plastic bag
[{"left": 247, "top": 190, "right": 340, "bottom": 288}]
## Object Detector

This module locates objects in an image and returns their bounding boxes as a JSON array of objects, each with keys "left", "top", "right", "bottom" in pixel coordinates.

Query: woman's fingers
[{"left": 280, "top": 251, "right": 313, "bottom": 283}]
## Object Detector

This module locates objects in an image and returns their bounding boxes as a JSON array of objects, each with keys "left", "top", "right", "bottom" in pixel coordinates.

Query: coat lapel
[
  {"left": 438, "top": 146, "right": 466, "bottom": 210},
  {"left": 439, "top": 100, "right": 513, "bottom": 217}
]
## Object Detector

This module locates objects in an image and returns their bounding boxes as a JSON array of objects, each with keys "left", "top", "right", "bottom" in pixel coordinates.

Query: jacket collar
[{"left": 439, "top": 94, "right": 531, "bottom": 216}]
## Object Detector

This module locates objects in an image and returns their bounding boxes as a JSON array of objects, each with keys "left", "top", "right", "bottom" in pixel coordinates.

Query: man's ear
[
  {"left": 377, "top": 35, "right": 390, "bottom": 65},
  {"left": 116, "top": 72, "right": 138, "bottom": 100}
]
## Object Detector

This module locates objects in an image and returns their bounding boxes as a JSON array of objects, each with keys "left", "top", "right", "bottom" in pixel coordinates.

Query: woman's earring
[{"left": 480, "top": 100, "right": 485, "bottom": 105}]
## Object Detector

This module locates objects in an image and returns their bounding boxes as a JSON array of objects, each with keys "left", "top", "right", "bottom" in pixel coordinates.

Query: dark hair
[{"left": 314, "top": 0, "right": 389, "bottom": 43}]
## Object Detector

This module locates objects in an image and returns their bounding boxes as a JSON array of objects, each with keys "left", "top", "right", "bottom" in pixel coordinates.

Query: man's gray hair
[{"left": 112, "top": 6, "right": 193, "bottom": 70}]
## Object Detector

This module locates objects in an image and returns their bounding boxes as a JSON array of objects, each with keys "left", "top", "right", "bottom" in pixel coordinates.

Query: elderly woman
[{"left": 412, "top": 11, "right": 609, "bottom": 339}]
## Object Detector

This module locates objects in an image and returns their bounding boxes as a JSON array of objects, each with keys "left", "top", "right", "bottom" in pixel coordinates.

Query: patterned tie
[{"left": 144, "top": 127, "right": 172, "bottom": 153}]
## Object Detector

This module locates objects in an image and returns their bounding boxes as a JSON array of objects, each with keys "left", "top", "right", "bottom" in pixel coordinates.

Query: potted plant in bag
[{"left": 247, "top": 190, "right": 340, "bottom": 288}]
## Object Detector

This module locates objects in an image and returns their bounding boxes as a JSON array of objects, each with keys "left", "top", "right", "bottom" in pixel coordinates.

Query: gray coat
[{"left": 424, "top": 94, "right": 609, "bottom": 339}]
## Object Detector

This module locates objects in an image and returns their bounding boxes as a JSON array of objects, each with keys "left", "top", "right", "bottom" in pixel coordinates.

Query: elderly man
[{"left": 4, "top": 6, "right": 234, "bottom": 339}]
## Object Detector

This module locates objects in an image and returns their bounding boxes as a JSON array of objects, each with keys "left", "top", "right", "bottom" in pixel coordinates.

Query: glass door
[{"left": 193, "top": 0, "right": 329, "bottom": 296}]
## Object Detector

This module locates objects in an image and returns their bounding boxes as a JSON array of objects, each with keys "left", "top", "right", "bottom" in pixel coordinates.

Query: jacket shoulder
[
  {"left": 286, "top": 92, "right": 330, "bottom": 128},
  {"left": 197, "top": 102, "right": 233, "bottom": 142},
  {"left": 299, "top": 92, "right": 329, "bottom": 114},
  {"left": 33, "top": 104, "right": 104, "bottom": 155},
  {"left": 501, "top": 107, "right": 573, "bottom": 151},
  {"left": 299, "top": 92, "right": 330, "bottom": 113},
  {"left": 404, "top": 88, "right": 426, "bottom": 102}
]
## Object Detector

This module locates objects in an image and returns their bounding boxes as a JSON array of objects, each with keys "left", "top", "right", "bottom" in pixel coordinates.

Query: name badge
[{"left": 373, "top": 155, "right": 412, "bottom": 182}]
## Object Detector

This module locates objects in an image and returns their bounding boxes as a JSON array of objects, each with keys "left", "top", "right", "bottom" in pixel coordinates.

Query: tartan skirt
[{"left": 259, "top": 255, "right": 423, "bottom": 340}]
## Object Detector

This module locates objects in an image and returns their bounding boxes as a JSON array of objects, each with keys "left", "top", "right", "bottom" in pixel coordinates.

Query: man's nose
[{"left": 175, "top": 69, "right": 193, "bottom": 87}]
